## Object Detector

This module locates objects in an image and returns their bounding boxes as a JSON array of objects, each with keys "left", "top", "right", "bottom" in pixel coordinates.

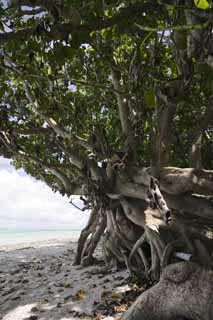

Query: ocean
[{"left": 0, "top": 229, "right": 81, "bottom": 245}]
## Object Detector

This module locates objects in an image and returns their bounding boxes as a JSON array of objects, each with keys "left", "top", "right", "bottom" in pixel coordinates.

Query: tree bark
[
  {"left": 122, "top": 262, "right": 213, "bottom": 320},
  {"left": 114, "top": 177, "right": 213, "bottom": 221},
  {"left": 73, "top": 207, "right": 99, "bottom": 265}
]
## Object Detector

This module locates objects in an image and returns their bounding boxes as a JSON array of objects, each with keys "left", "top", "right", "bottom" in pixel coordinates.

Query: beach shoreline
[
  {"left": 0, "top": 238, "right": 140, "bottom": 320},
  {"left": 0, "top": 237, "right": 77, "bottom": 252}
]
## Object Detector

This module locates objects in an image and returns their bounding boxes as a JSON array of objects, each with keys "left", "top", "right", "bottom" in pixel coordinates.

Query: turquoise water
[{"left": 0, "top": 229, "right": 81, "bottom": 245}]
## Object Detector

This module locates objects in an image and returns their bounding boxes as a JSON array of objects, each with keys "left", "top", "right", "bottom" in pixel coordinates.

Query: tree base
[{"left": 122, "top": 262, "right": 213, "bottom": 320}]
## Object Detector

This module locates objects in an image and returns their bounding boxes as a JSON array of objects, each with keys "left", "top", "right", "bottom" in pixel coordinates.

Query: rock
[
  {"left": 28, "top": 316, "right": 38, "bottom": 320},
  {"left": 2, "top": 287, "right": 16, "bottom": 296},
  {"left": 47, "top": 290, "right": 54, "bottom": 294},
  {"left": 11, "top": 295, "right": 21, "bottom": 301},
  {"left": 15, "top": 278, "right": 22, "bottom": 284},
  {"left": 42, "top": 298, "right": 49, "bottom": 304},
  {"left": 54, "top": 282, "right": 61, "bottom": 287},
  {"left": 31, "top": 306, "right": 39, "bottom": 312},
  {"left": 22, "top": 278, "right": 29, "bottom": 284},
  {"left": 10, "top": 269, "right": 20, "bottom": 275},
  {"left": 56, "top": 302, "right": 62, "bottom": 308},
  {"left": 55, "top": 270, "right": 61, "bottom": 274},
  {"left": 103, "top": 278, "right": 110, "bottom": 284},
  {"left": 64, "top": 294, "right": 73, "bottom": 301}
]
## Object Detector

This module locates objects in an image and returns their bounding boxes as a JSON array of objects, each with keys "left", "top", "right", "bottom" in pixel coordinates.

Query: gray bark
[
  {"left": 115, "top": 177, "right": 213, "bottom": 221},
  {"left": 122, "top": 262, "right": 213, "bottom": 320}
]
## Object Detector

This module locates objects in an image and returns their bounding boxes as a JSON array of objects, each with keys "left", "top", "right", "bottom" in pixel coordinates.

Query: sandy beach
[{"left": 0, "top": 238, "right": 145, "bottom": 320}]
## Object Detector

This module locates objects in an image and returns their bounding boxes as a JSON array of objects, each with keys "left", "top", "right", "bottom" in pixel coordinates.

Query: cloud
[{"left": 0, "top": 157, "right": 89, "bottom": 230}]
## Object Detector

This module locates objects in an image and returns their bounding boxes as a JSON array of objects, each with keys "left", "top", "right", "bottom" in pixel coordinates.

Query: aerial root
[{"left": 128, "top": 228, "right": 166, "bottom": 280}]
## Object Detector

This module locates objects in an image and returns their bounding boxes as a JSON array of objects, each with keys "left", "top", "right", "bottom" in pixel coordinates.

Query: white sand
[{"left": 0, "top": 239, "right": 132, "bottom": 320}]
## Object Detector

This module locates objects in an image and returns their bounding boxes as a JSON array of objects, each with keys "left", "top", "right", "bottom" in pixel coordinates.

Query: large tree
[{"left": 1, "top": 0, "right": 213, "bottom": 316}]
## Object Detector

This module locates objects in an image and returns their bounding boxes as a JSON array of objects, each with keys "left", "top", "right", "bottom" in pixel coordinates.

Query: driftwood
[{"left": 122, "top": 262, "right": 213, "bottom": 320}]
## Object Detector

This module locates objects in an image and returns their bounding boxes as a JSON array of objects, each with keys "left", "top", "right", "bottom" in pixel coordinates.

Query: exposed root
[
  {"left": 122, "top": 262, "right": 213, "bottom": 320},
  {"left": 129, "top": 227, "right": 169, "bottom": 280},
  {"left": 73, "top": 207, "right": 99, "bottom": 265},
  {"left": 129, "top": 232, "right": 147, "bottom": 273},
  {"left": 193, "top": 238, "right": 210, "bottom": 264},
  {"left": 81, "top": 211, "right": 106, "bottom": 267},
  {"left": 74, "top": 189, "right": 213, "bottom": 279},
  {"left": 161, "top": 237, "right": 184, "bottom": 269}
]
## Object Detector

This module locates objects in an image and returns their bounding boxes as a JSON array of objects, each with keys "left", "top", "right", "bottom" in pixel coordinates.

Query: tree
[{"left": 1, "top": 0, "right": 213, "bottom": 317}]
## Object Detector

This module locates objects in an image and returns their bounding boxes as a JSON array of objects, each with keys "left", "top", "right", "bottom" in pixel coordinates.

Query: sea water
[{"left": 0, "top": 229, "right": 81, "bottom": 245}]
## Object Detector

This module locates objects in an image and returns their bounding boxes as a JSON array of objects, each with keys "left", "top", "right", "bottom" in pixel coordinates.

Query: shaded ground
[{"left": 0, "top": 239, "right": 147, "bottom": 320}]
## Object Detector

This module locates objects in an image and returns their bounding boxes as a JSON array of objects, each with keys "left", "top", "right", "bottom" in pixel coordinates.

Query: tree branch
[
  {"left": 110, "top": 65, "right": 137, "bottom": 160},
  {"left": 56, "top": 140, "right": 85, "bottom": 170},
  {"left": 111, "top": 66, "right": 131, "bottom": 136},
  {"left": 11, "top": 127, "right": 53, "bottom": 136},
  {"left": 189, "top": 99, "right": 213, "bottom": 169},
  {"left": 114, "top": 177, "right": 213, "bottom": 222},
  {"left": 2, "top": 52, "right": 93, "bottom": 152},
  {"left": 0, "top": 2, "right": 158, "bottom": 44},
  {"left": 11, "top": 7, "right": 46, "bottom": 18},
  {"left": 7, "top": 0, "right": 50, "bottom": 7},
  {"left": 0, "top": 130, "right": 77, "bottom": 195},
  {"left": 155, "top": 93, "right": 177, "bottom": 172},
  {"left": 135, "top": 21, "right": 209, "bottom": 33},
  {"left": 133, "top": 166, "right": 213, "bottom": 196}
]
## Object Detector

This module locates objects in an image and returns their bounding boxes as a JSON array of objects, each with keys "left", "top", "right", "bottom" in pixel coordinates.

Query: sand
[{"left": 0, "top": 238, "right": 140, "bottom": 320}]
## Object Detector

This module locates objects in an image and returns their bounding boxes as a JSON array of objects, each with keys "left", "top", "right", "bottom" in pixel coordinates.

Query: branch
[
  {"left": 11, "top": 127, "right": 53, "bottom": 136},
  {"left": 11, "top": 7, "right": 46, "bottom": 18},
  {"left": 110, "top": 65, "right": 137, "bottom": 160},
  {"left": 114, "top": 177, "right": 213, "bottom": 222},
  {"left": 189, "top": 99, "right": 213, "bottom": 169},
  {"left": 23, "top": 73, "right": 132, "bottom": 102},
  {"left": 47, "top": 167, "right": 73, "bottom": 195},
  {"left": 189, "top": 132, "right": 202, "bottom": 169},
  {"left": 1, "top": 6, "right": 209, "bottom": 46},
  {"left": 0, "top": 130, "right": 77, "bottom": 195},
  {"left": 2, "top": 53, "right": 93, "bottom": 152},
  {"left": 133, "top": 167, "right": 213, "bottom": 196},
  {"left": 0, "top": 131, "right": 15, "bottom": 154},
  {"left": 111, "top": 66, "right": 131, "bottom": 136},
  {"left": 0, "top": 3, "right": 158, "bottom": 44},
  {"left": 22, "top": 82, "right": 93, "bottom": 151},
  {"left": 135, "top": 21, "right": 209, "bottom": 33},
  {"left": 69, "top": 78, "right": 131, "bottom": 101},
  {"left": 56, "top": 140, "right": 84, "bottom": 170},
  {"left": 155, "top": 100, "right": 177, "bottom": 170},
  {"left": 6, "top": 0, "right": 49, "bottom": 6}
]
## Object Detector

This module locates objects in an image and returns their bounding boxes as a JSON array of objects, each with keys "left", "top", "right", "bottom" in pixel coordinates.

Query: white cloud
[{"left": 0, "top": 157, "right": 89, "bottom": 230}]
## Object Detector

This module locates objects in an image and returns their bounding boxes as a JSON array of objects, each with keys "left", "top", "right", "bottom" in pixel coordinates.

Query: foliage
[
  {"left": 194, "top": 0, "right": 210, "bottom": 10},
  {"left": 0, "top": 0, "right": 213, "bottom": 200}
]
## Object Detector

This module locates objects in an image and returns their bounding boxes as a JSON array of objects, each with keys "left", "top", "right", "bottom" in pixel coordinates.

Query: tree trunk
[{"left": 122, "top": 262, "right": 213, "bottom": 320}]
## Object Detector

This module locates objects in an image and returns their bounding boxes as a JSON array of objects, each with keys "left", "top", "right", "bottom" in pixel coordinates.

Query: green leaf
[
  {"left": 194, "top": 0, "right": 210, "bottom": 10},
  {"left": 144, "top": 90, "right": 156, "bottom": 108}
]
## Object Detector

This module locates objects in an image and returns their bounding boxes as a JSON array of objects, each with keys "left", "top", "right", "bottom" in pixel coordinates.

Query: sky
[{"left": 0, "top": 157, "right": 89, "bottom": 230}]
